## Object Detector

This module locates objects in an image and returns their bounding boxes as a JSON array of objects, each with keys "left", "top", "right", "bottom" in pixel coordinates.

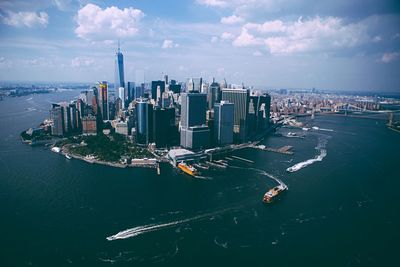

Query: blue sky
[{"left": 0, "top": 0, "right": 399, "bottom": 91}]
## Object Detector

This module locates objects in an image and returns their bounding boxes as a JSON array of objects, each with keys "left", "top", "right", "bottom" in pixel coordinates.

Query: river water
[{"left": 0, "top": 90, "right": 399, "bottom": 266}]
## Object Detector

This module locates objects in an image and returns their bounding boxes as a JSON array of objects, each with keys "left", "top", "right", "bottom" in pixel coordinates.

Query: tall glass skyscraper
[{"left": 115, "top": 41, "right": 125, "bottom": 90}]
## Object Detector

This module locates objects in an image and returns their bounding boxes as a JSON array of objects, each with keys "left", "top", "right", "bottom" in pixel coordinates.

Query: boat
[
  {"left": 312, "top": 126, "right": 319, "bottom": 130},
  {"left": 51, "top": 146, "right": 61, "bottom": 153},
  {"left": 263, "top": 184, "right": 288, "bottom": 203},
  {"left": 65, "top": 154, "right": 72, "bottom": 160},
  {"left": 178, "top": 162, "right": 199, "bottom": 177}
]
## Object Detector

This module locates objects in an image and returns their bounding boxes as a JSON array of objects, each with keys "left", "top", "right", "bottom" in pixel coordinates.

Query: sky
[{"left": 0, "top": 0, "right": 399, "bottom": 91}]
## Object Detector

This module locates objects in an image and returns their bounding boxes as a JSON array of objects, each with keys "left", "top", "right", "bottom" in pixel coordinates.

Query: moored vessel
[{"left": 178, "top": 162, "right": 199, "bottom": 177}]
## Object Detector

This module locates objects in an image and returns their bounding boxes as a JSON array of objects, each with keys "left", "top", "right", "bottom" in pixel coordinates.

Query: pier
[
  {"left": 231, "top": 156, "right": 254, "bottom": 164},
  {"left": 252, "top": 145, "right": 294, "bottom": 155}
]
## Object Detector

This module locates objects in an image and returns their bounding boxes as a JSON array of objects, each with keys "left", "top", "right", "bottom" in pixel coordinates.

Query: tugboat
[
  {"left": 178, "top": 162, "right": 199, "bottom": 177},
  {"left": 263, "top": 184, "right": 288, "bottom": 203}
]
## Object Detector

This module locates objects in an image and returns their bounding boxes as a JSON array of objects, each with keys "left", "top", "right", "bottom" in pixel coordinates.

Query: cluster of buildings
[
  {"left": 48, "top": 45, "right": 272, "bottom": 152},
  {"left": 269, "top": 89, "right": 387, "bottom": 122}
]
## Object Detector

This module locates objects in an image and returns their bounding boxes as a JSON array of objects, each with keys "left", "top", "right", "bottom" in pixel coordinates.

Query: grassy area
[
  {"left": 68, "top": 133, "right": 153, "bottom": 162},
  {"left": 20, "top": 130, "right": 52, "bottom": 142}
]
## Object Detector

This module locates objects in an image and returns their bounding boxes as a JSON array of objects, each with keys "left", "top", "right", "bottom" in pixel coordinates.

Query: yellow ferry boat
[{"left": 178, "top": 162, "right": 199, "bottom": 177}]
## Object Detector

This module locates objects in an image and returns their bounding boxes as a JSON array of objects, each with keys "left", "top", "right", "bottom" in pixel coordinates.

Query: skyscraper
[
  {"left": 50, "top": 104, "right": 64, "bottom": 136},
  {"left": 186, "top": 77, "right": 202, "bottom": 92},
  {"left": 208, "top": 78, "right": 220, "bottom": 110},
  {"left": 115, "top": 41, "right": 125, "bottom": 90},
  {"left": 135, "top": 99, "right": 153, "bottom": 145},
  {"left": 118, "top": 87, "right": 125, "bottom": 109},
  {"left": 127, "top": 81, "right": 135, "bottom": 102},
  {"left": 214, "top": 101, "right": 234, "bottom": 145},
  {"left": 151, "top": 80, "right": 165, "bottom": 101},
  {"left": 98, "top": 81, "right": 109, "bottom": 121},
  {"left": 180, "top": 92, "right": 210, "bottom": 149},
  {"left": 221, "top": 88, "right": 250, "bottom": 141},
  {"left": 248, "top": 93, "right": 271, "bottom": 133}
]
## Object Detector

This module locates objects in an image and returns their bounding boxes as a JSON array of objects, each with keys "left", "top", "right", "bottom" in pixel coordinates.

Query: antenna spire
[{"left": 117, "top": 40, "right": 120, "bottom": 53}]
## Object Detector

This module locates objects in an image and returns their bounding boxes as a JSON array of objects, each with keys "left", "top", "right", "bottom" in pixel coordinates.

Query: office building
[
  {"left": 181, "top": 92, "right": 207, "bottom": 127},
  {"left": 115, "top": 42, "right": 125, "bottom": 90},
  {"left": 221, "top": 88, "right": 250, "bottom": 141},
  {"left": 214, "top": 101, "right": 234, "bottom": 145},
  {"left": 248, "top": 93, "right": 271, "bottom": 133},
  {"left": 151, "top": 80, "right": 165, "bottom": 101},
  {"left": 98, "top": 81, "right": 109, "bottom": 120},
  {"left": 82, "top": 115, "right": 97, "bottom": 135},
  {"left": 153, "top": 107, "right": 177, "bottom": 148},
  {"left": 180, "top": 92, "right": 210, "bottom": 149},
  {"left": 135, "top": 99, "right": 153, "bottom": 145},
  {"left": 50, "top": 104, "right": 64, "bottom": 136},
  {"left": 118, "top": 87, "right": 125, "bottom": 109},
  {"left": 186, "top": 77, "right": 202, "bottom": 92},
  {"left": 208, "top": 78, "right": 220, "bottom": 110},
  {"left": 127, "top": 82, "right": 135, "bottom": 102}
]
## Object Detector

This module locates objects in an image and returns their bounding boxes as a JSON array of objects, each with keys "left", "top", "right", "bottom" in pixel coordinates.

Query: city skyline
[{"left": 0, "top": 0, "right": 400, "bottom": 91}]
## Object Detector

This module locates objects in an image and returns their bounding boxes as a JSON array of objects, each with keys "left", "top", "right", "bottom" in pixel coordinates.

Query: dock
[
  {"left": 252, "top": 145, "right": 294, "bottom": 155},
  {"left": 231, "top": 156, "right": 254, "bottom": 164}
]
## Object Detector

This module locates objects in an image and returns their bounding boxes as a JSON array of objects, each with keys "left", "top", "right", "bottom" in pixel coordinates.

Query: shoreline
[{"left": 60, "top": 147, "right": 159, "bottom": 169}]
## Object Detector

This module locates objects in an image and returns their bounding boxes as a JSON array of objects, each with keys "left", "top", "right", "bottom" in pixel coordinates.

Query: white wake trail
[
  {"left": 287, "top": 137, "right": 328, "bottom": 173},
  {"left": 106, "top": 207, "right": 238, "bottom": 241}
]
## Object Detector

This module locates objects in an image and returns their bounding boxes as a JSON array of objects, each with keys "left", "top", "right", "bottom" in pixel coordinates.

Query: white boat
[
  {"left": 302, "top": 127, "right": 310, "bottom": 131},
  {"left": 51, "top": 147, "right": 61, "bottom": 153},
  {"left": 65, "top": 154, "right": 72, "bottom": 160},
  {"left": 312, "top": 126, "right": 319, "bottom": 130}
]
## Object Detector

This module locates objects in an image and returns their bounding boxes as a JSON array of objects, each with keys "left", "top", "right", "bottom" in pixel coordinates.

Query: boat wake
[
  {"left": 106, "top": 206, "right": 239, "bottom": 241},
  {"left": 194, "top": 175, "right": 213, "bottom": 180},
  {"left": 286, "top": 137, "right": 328, "bottom": 173}
]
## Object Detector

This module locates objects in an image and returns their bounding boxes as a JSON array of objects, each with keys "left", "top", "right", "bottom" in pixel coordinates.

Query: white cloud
[
  {"left": 1, "top": 11, "right": 48, "bottom": 28},
  {"left": 162, "top": 39, "right": 179, "bottom": 49},
  {"left": 381, "top": 52, "right": 399, "bottom": 63},
  {"left": 221, "top": 15, "right": 244, "bottom": 25},
  {"left": 197, "top": 0, "right": 228, "bottom": 8},
  {"left": 253, "top": 50, "right": 263, "bottom": 56},
  {"left": 233, "top": 16, "right": 369, "bottom": 54},
  {"left": 75, "top": 4, "right": 144, "bottom": 40},
  {"left": 245, "top": 20, "right": 286, "bottom": 33},
  {"left": 233, "top": 28, "right": 263, "bottom": 47},
  {"left": 221, "top": 32, "right": 235, "bottom": 40},
  {"left": 211, "top": 36, "right": 219, "bottom": 43},
  {"left": 71, "top": 57, "right": 94, "bottom": 67}
]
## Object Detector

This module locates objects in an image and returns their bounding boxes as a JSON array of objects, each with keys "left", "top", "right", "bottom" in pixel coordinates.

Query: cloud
[
  {"left": 221, "top": 15, "right": 244, "bottom": 25},
  {"left": 381, "top": 52, "right": 399, "bottom": 63},
  {"left": 75, "top": 4, "right": 144, "bottom": 40},
  {"left": 197, "top": 0, "right": 228, "bottom": 8},
  {"left": 211, "top": 36, "right": 219, "bottom": 43},
  {"left": 253, "top": 50, "right": 263, "bottom": 56},
  {"left": 233, "top": 28, "right": 263, "bottom": 47},
  {"left": 220, "top": 32, "right": 235, "bottom": 40},
  {"left": 1, "top": 11, "right": 48, "bottom": 28},
  {"left": 71, "top": 57, "right": 94, "bottom": 67},
  {"left": 162, "top": 39, "right": 179, "bottom": 49},
  {"left": 233, "top": 16, "right": 369, "bottom": 54}
]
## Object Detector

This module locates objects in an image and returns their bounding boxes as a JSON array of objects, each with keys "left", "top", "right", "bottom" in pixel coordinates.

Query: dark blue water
[{"left": 0, "top": 91, "right": 399, "bottom": 266}]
